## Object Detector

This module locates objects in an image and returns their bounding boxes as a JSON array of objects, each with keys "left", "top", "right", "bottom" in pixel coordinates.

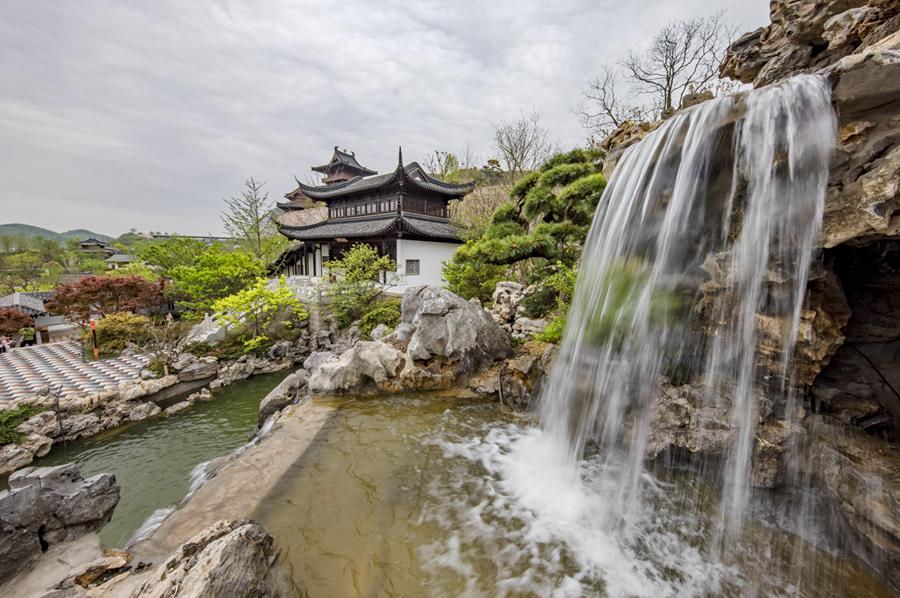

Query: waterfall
[{"left": 537, "top": 74, "right": 836, "bottom": 533}]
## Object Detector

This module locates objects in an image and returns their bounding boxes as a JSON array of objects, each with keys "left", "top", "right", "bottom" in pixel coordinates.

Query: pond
[
  {"left": 254, "top": 394, "right": 894, "bottom": 598},
  {"left": 35, "top": 372, "right": 285, "bottom": 548}
]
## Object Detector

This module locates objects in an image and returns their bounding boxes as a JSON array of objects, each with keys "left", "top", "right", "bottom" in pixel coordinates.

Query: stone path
[{"left": 0, "top": 341, "right": 148, "bottom": 401}]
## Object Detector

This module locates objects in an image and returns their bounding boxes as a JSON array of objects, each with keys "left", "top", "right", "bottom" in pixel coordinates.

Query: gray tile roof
[
  {"left": 105, "top": 253, "right": 135, "bottom": 263},
  {"left": 281, "top": 214, "right": 461, "bottom": 242},
  {"left": 295, "top": 163, "right": 474, "bottom": 200},
  {"left": 0, "top": 292, "right": 46, "bottom": 315}
]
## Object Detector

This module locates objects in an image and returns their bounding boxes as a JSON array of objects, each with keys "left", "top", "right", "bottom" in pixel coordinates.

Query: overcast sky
[{"left": 0, "top": 0, "right": 769, "bottom": 236}]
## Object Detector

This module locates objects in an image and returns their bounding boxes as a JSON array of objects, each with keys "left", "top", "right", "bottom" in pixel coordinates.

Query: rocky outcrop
[
  {"left": 304, "top": 287, "right": 512, "bottom": 396},
  {"left": 404, "top": 286, "right": 512, "bottom": 369},
  {"left": 490, "top": 282, "right": 552, "bottom": 341},
  {"left": 257, "top": 369, "right": 308, "bottom": 425},
  {"left": 307, "top": 342, "right": 405, "bottom": 395},
  {"left": 130, "top": 519, "right": 289, "bottom": 598},
  {"left": 0, "top": 464, "right": 119, "bottom": 582},
  {"left": 469, "top": 341, "right": 558, "bottom": 409},
  {"left": 805, "top": 415, "right": 900, "bottom": 589}
]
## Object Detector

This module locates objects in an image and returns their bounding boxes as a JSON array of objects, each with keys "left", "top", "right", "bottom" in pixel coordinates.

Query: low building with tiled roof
[{"left": 273, "top": 147, "right": 473, "bottom": 288}]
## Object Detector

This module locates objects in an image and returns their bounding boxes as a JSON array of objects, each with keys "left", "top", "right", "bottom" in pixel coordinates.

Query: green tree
[
  {"left": 442, "top": 252, "right": 508, "bottom": 305},
  {"left": 168, "top": 243, "right": 264, "bottom": 316},
  {"left": 325, "top": 244, "right": 396, "bottom": 328},
  {"left": 213, "top": 276, "right": 307, "bottom": 350},
  {"left": 221, "top": 178, "right": 288, "bottom": 264},
  {"left": 137, "top": 237, "right": 209, "bottom": 276}
]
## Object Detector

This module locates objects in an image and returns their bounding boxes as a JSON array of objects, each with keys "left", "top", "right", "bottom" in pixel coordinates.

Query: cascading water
[{"left": 525, "top": 73, "right": 836, "bottom": 577}]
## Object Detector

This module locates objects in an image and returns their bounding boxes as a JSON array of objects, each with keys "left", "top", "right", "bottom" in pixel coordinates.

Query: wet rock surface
[
  {"left": 0, "top": 463, "right": 119, "bottom": 582},
  {"left": 130, "top": 519, "right": 290, "bottom": 598}
]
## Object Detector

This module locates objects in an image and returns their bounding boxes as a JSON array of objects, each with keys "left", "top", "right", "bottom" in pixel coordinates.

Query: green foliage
[
  {"left": 519, "top": 285, "right": 557, "bottom": 318},
  {"left": 182, "top": 341, "right": 213, "bottom": 356},
  {"left": 453, "top": 148, "right": 607, "bottom": 271},
  {"left": 107, "top": 260, "right": 159, "bottom": 281},
  {"left": 359, "top": 298, "right": 402, "bottom": 339},
  {"left": 169, "top": 243, "right": 264, "bottom": 316},
  {"left": 580, "top": 259, "right": 678, "bottom": 346},
  {"left": 0, "top": 404, "right": 46, "bottom": 445},
  {"left": 213, "top": 276, "right": 307, "bottom": 340},
  {"left": 86, "top": 312, "right": 155, "bottom": 356},
  {"left": 443, "top": 250, "right": 508, "bottom": 304},
  {"left": 242, "top": 335, "right": 273, "bottom": 356},
  {"left": 146, "top": 357, "right": 168, "bottom": 377},
  {"left": 137, "top": 237, "right": 209, "bottom": 276},
  {"left": 325, "top": 244, "right": 396, "bottom": 328},
  {"left": 536, "top": 314, "right": 566, "bottom": 344}
]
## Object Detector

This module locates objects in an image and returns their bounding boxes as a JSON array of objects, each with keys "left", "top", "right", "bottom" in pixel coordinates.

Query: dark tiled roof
[
  {"left": 296, "top": 163, "right": 474, "bottom": 200},
  {"left": 281, "top": 214, "right": 461, "bottom": 242},
  {"left": 0, "top": 292, "right": 46, "bottom": 315},
  {"left": 311, "top": 147, "right": 377, "bottom": 176}
]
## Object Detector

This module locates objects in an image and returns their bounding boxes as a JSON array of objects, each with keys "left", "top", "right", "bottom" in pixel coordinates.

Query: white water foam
[{"left": 420, "top": 416, "right": 737, "bottom": 597}]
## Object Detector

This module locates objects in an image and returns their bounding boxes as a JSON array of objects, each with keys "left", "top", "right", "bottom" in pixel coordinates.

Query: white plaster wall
[{"left": 395, "top": 238, "right": 460, "bottom": 288}]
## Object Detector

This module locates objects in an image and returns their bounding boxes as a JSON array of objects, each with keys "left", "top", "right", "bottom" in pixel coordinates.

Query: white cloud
[{"left": 0, "top": 0, "right": 769, "bottom": 236}]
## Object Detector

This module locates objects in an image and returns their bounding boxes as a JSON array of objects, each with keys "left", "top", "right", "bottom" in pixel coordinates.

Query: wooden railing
[{"left": 402, "top": 198, "right": 448, "bottom": 218}]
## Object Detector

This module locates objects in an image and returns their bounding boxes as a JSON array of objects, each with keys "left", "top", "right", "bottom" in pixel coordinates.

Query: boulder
[
  {"left": 0, "top": 464, "right": 119, "bottom": 581},
  {"left": 163, "top": 401, "right": 192, "bottom": 417},
  {"left": 62, "top": 413, "right": 101, "bottom": 440},
  {"left": 307, "top": 342, "right": 405, "bottom": 395},
  {"left": 182, "top": 315, "right": 226, "bottom": 347},
  {"left": 16, "top": 410, "right": 59, "bottom": 438},
  {"left": 402, "top": 286, "right": 513, "bottom": 373},
  {"left": 177, "top": 356, "right": 219, "bottom": 382},
  {"left": 370, "top": 323, "right": 392, "bottom": 340},
  {"left": 130, "top": 519, "right": 289, "bottom": 598},
  {"left": 258, "top": 370, "right": 308, "bottom": 425},
  {"left": 381, "top": 323, "right": 415, "bottom": 352},
  {"left": 805, "top": 416, "right": 900, "bottom": 589},
  {"left": 0, "top": 445, "right": 35, "bottom": 476},
  {"left": 128, "top": 403, "right": 161, "bottom": 422}
]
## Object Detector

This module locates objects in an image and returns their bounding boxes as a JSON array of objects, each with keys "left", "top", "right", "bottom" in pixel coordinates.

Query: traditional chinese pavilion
[{"left": 274, "top": 147, "right": 473, "bottom": 287}]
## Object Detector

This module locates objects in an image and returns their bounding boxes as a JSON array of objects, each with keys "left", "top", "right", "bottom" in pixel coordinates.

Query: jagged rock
[
  {"left": 72, "top": 550, "right": 132, "bottom": 587},
  {"left": 381, "top": 323, "right": 415, "bottom": 352},
  {"left": 177, "top": 356, "right": 219, "bottom": 382},
  {"left": 130, "top": 519, "right": 287, "bottom": 598},
  {"left": 403, "top": 286, "right": 513, "bottom": 373},
  {"left": 806, "top": 416, "right": 900, "bottom": 589},
  {"left": 182, "top": 315, "right": 226, "bottom": 347},
  {"left": 163, "top": 401, "right": 192, "bottom": 417},
  {"left": 171, "top": 353, "right": 197, "bottom": 372},
  {"left": 303, "top": 351, "right": 337, "bottom": 372},
  {"left": 0, "top": 464, "right": 119, "bottom": 581},
  {"left": 258, "top": 370, "right": 307, "bottom": 425},
  {"left": 512, "top": 317, "right": 549, "bottom": 339},
  {"left": 491, "top": 282, "right": 525, "bottom": 330},
  {"left": 307, "top": 342, "right": 404, "bottom": 395},
  {"left": 128, "top": 403, "right": 161, "bottom": 422},
  {"left": 0, "top": 445, "right": 35, "bottom": 476},
  {"left": 680, "top": 89, "right": 714, "bottom": 109},
  {"left": 469, "top": 341, "right": 558, "bottom": 409},
  {"left": 370, "top": 323, "right": 391, "bottom": 340},
  {"left": 266, "top": 340, "right": 293, "bottom": 359},
  {"left": 16, "top": 411, "right": 60, "bottom": 438},
  {"left": 62, "top": 413, "right": 101, "bottom": 440},
  {"left": 20, "top": 433, "right": 52, "bottom": 459},
  {"left": 640, "top": 380, "right": 804, "bottom": 488},
  {"left": 187, "top": 388, "right": 213, "bottom": 402}
]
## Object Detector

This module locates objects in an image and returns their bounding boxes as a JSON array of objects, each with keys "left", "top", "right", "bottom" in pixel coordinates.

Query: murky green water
[
  {"left": 35, "top": 372, "right": 284, "bottom": 548},
  {"left": 255, "top": 394, "right": 894, "bottom": 598}
]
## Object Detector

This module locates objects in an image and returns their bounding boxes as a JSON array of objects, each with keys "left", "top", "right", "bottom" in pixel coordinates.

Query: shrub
[
  {"left": 213, "top": 276, "right": 307, "bottom": 340},
  {"left": 519, "top": 285, "right": 558, "bottom": 318},
  {"left": 536, "top": 314, "right": 566, "bottom": 344},
  {"left": 443, "top": 250, "right": 507, "bottom": 305},
  {"left": 146, "top": 356, "right": 168, "bottom": 377},
  {"left": 86, "top": 312, "right": 155, "bottom": 356},
  {"left": 326, "top": 244, "right": 396, "bottom": 328},
  {"left": 0, "top": 308, "right": 33, "bottom": 337},
  {"left": 359, "top": 298, "right": 402, "bottom": 339},
  {"left": 0, "top": 404, "right": 45, "bottom": 445}
]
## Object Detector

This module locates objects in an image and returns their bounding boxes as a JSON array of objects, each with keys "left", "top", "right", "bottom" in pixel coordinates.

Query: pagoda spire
[{"left": 398, "top": 146, "right": 403, "bottom": 169}]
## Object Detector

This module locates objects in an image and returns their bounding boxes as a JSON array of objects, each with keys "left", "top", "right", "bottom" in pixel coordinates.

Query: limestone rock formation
[
  {"left": 403, "top": 286, "right": 513, "bottom": 371},
  {"left": 0, "top": 464, "right": 119, "bottom": 582},
  {"left": 130, "top": 519, "right": 290, "bottom": 598},
  {"left": 304, "top": 287, "right": 512, "bottom": 396},
  {"left": 307, "top": 341, "right": 405, "bottom": 394},
  {"left": 257, "top": 369, "right": 308, "bottom": 425}
]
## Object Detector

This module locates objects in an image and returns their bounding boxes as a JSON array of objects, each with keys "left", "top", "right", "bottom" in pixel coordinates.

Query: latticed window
[{"left": 406, "top": 259, "right": 420, "bottom": 276}]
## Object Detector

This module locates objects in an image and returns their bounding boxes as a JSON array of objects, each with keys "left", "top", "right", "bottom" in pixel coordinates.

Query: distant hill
[{"left": 0, "top": 223, "right": 114, "bottom": 242}]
